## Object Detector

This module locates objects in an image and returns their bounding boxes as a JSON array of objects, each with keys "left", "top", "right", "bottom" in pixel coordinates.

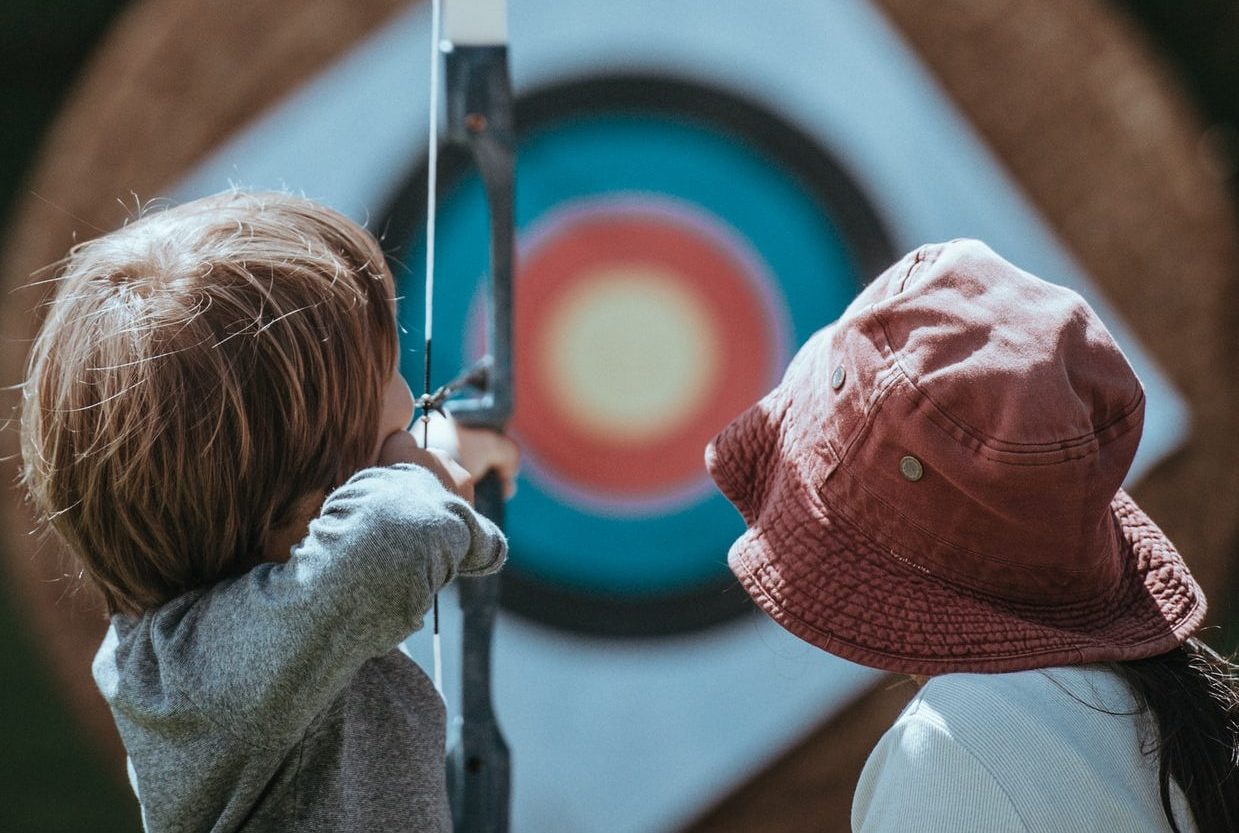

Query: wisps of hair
[
  {"left": 1113, "top": 637, "right": 1239, "bottom": 833},
  {"left": 20, "top": 190, "right": 397, "bottom": 614}
]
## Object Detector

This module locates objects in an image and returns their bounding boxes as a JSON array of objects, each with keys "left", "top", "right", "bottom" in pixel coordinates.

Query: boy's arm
[{"left": 155, "top": 463, "right": 505, "bottom": 744}]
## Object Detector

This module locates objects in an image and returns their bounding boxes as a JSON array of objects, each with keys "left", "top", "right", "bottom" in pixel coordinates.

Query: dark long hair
[{"left": 1109, "top": 637, "right": 1239, "bottom": 833}]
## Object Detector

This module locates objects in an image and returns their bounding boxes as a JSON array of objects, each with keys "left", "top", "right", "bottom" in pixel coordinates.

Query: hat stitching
[
  {"left": 734, "top": 517, "right": 1203, "bottom": 670},
  {"left": 820, "top": 380, "right": 1133, "bottom": 588},
  {"left": 894, "top": 243, "right": 939, "bottom": 294},
  {"left": 740, "top": 559, "right": 1196, "bottom": 672},
  {"left": 706, "top": 393, "right": 793, "bottom": 525},
  {"left": 916, "top": 400, "right": 1129, "bottom": 468},
  {"left": 821, "top": 462, "right": 1106, "bottom": 581},
  {"left": 871, "top": 311, "right": 1147, "bottom": 453},
  {"left": 824, "top": 362, "right": 906, "bottom": 476},
  {"left": 711, "top": 451, "right": 757, "bottom": 527},
  {"left": 713, "top": 440, "right": 767, "bottom": 527},
  {"left": 735, "top": 555, "right": 1138, "bottom": 669},
  {"left": 927, "top": 384, "right": 1144, "bottom": 466},
  {"left": 810, "top": 490, "right": 1198, "bottom": 623}
]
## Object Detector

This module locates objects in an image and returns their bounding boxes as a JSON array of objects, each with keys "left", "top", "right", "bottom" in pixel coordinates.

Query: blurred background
[{"left": 2, "top": 1, "right": 1238, "bottom": 831}]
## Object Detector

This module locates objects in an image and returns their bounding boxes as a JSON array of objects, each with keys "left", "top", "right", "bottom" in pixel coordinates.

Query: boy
[{"left": 20, "top": 190, "right": 517, "bottom": 832}]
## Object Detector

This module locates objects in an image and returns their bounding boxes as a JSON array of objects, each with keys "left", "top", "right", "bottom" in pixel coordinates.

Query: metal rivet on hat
[
  {"left": 899, "top": 455, "right": 924, "bottom": 482},
  {"left": 831, "top": 365, "right": 846, "bottom": 390}
]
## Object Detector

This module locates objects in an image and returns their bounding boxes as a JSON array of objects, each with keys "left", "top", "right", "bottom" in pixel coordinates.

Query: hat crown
[
  {"left": 817, "top": 241, "right": 1145, "bottom": 601},
  {"left": 863, "top": 240, "right": 1142, "bottom": 451}
]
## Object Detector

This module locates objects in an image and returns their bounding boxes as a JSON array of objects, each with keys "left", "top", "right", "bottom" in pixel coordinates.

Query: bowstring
[{"left": 424, "top": 0, "right": 444, "bottom": 700}]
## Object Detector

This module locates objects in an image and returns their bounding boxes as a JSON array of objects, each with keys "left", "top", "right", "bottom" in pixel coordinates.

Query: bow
[{"left": 420, "top": 1, "right": 515, "bottom": 831}]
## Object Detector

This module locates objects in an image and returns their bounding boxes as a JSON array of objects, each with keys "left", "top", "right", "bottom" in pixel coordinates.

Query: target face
[{"left": 383, "top": 77, "right": 892, "bottom": 633}]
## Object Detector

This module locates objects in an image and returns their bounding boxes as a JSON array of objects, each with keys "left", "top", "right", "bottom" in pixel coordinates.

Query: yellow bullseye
[{"left": 540, "top": 265, "right": 722, "bottom": 444}]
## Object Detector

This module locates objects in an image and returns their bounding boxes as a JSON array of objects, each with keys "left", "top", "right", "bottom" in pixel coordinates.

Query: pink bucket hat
[{"left": 706, "top": 239, "right": 1205, "bottom": 675}]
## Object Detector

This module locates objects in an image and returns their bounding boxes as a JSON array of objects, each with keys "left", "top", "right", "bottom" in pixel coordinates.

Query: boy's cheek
[
  {"left": 386, "top": 374, "right": 415, "bottom": 431},
  {"left": 371, "top": 373, "right": 416, "bottom": 464}
]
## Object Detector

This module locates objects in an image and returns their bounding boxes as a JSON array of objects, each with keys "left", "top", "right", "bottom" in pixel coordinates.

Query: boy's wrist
[
  {"left": 376, "top": 432, "right": 474, "bottom": 503},
  {"left": 458, "top": 520, "right": 508, "bottom": 577}
]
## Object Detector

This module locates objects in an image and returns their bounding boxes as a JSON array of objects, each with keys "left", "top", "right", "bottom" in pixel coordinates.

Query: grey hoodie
[{"left": 92, "top": 463, "right": 507, "bottom": 832}]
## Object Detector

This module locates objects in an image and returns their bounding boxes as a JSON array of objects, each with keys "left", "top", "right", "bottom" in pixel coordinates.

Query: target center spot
[{"left": 542, "top": 265, "right": 721, "bottom": 443}]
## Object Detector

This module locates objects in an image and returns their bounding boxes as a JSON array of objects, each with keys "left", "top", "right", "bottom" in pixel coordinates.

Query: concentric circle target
[
  {"left": 382, "top": 76, "right": 893, "bottom": 635},
  {"left": 514, "top": 196, "right": 782, "bottom": 510}
]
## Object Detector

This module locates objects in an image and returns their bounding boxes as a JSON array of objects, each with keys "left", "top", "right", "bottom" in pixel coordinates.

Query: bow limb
[{"left": 439, "top": 1, "right": 514, "bottom": 831}]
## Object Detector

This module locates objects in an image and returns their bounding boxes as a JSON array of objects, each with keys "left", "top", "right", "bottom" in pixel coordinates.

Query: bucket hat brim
[{"left": 708, "top": 430, "right": 1206, "bottom": 676}]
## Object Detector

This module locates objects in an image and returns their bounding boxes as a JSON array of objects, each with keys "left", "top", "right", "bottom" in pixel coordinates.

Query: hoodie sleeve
[{"left": 149, "top": 463, "right": 506, "bottom": 744}]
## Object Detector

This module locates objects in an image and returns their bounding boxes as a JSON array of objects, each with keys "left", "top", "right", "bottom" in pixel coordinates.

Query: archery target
[{"left": 381, "top": 77, "right": 889, "bottom": 631}]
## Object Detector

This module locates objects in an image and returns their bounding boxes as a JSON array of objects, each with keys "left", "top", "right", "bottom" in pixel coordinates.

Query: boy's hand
[
  {"left": 407, "top": 414, "right": 521, "bottom": 500},
  {"left": 377, "top": 430, "right": 475, "bottom": 504},
  {"left": 455, "top": 426, "right": 520, "bottom": 499}
]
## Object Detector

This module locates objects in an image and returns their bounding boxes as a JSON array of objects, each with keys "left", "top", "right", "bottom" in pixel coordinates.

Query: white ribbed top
[{"left": 852, "top": 665, "right": 1199, "bottom": 833}]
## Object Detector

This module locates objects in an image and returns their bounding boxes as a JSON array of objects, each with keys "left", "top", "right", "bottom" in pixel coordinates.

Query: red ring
[{"left": 513, "top": 208, "right": 778, "bottom": 500}]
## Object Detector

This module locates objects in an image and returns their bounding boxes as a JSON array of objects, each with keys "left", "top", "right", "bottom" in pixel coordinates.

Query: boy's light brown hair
[{"left": 20, "top": 191, "right": 398, "bottom": 615}]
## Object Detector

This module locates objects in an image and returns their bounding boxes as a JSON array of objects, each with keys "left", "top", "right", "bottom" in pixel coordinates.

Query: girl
[{"left": 707, "top": 239, "right": 1238, "bottom": 833}]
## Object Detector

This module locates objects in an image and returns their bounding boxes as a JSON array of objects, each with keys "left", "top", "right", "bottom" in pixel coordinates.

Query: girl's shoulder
[
  {"left": 911, "top": 664, "right": 1138, "bottom": 728},
  {"left": 854, "top": 665, "right": 1183, "bottom": 833},
  {"left": 902, "top": 664, "right": 1146, "bottom": 765}
]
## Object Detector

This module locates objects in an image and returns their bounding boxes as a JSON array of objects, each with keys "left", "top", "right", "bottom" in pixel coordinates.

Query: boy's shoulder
[{"left": 91, "top": 590, "right": 212, "bottom": 706}]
